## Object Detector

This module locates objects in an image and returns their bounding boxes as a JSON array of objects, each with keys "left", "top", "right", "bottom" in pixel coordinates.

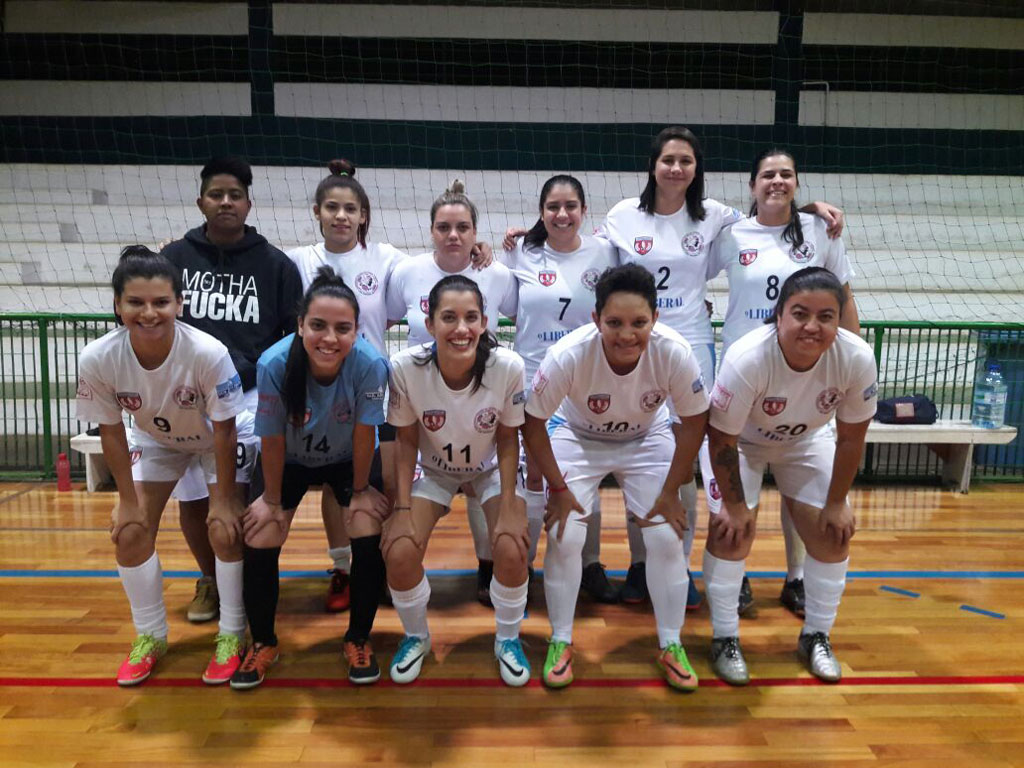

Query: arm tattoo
[{"left": 714, "top": 444, "right": 746, "bottom": 506}]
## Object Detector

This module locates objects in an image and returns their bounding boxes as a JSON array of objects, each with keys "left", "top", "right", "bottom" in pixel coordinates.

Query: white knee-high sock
[
  {"left": 626, "top": 515, "right": 647, "bottom": 564},
  {"left": 467, "top": 497, "right": 492, "bottom": 560},
  {"left": 491, "top": 577, "right": 529, "bottom": 642},
  {"left": 702, "top": 550, "right": 745, "bottom": 639},
  {"left": 543, "top": 516, "right": 587, "bottom": 644},
  {"left": 390, "top": 575, "right": 431, "bottom": 639},
  {"left": 525, "top": 488, "right": 545, "bottom": 565},
  {"left": 582, "top": 498, "right": 602, "bottom": 567},
  {"left": 679, "top": 478, "right": 698, "bottom": 559},
  {"left": 642, "top": 524, "right": 689, "bottom": 649},
  {"left": 328, "top": 545, "right": 352, "bottom": 572},
  {"left": 215, "top": 556, "right": 246, "bottom": 637},
  {"left": 118, "top": 551, "right": 168, "bottom": 640},
  {"left": 802, "top": 555, "right": 848, "bottom": 636},
  {"left": 780, "top": 501, "right": 806, "bottom": 581}
]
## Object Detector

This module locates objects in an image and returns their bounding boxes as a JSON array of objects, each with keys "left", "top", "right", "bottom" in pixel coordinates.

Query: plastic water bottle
[
  {"left": 972, "top": 361, "right": 1008, "bottom": 429},
  {"left": 56, "top": 452, "right": 72, "bottom": 492}
]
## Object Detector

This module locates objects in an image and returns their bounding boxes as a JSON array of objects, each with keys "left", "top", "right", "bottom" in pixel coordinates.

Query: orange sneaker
[
  {"left": 542, "top": 640, "right": 574, "bottom": 688},
  {"left": 657, "top": 643, "right": 699, "bottom": 692},
  {"left": 229, "top": 643, "right": 279, "bottom": 690},
  {"left": 343, "top": 639, "right": 381, "bottom": 685},
  {"left": 116, "top": 634, "right": 167, "bottom": 687},
  {"left": 202, "top": 633, "right": 242, "bottom": 685},
  {"left": 325, "top": 568, "right": 351, "bottom": 612}
]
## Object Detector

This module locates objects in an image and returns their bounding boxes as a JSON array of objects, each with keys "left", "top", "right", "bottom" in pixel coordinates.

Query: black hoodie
[{"left": 163, "top": 225, "right": 303, "bottom": 392}]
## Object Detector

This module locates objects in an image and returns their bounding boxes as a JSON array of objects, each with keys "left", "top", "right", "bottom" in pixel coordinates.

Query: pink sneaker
[
  {"left": 202, "top": 633, "right": 243, "bottom": 685},
  {"left": 116, "top": 634, "right": 167, "bottom": 687}
]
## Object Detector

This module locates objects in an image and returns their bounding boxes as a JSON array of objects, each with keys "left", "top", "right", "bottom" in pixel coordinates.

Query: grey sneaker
[
  {"left": 797, "top": 631, "right": 841, "bottom": 682},
  {"left": 737, "top": 575, "right": 754, "bottom": 616},
  {"left": 187, "top": 576, "right": 218, "bottom": 623},
  {"left": 710, "top": 636, "right": 750, "bottom": 686},
  {"left": 780, "top": 578, "right": 806, "bottom": 618}
]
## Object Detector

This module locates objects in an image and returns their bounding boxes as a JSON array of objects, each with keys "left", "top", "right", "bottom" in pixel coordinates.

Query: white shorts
[
  {"left": 738, "top": 428, "right": 836, "bottom": 510},
  {"left": 131, "top": 409, "right": 258, "bottom": 486},
  {"left": 551, "top": 422, "right": 674, "bottom": 524},
  {"left": 692, "top": 342, "right": 716, "bottom": 388},
  {"left": 412, "top": 464, "right": 524, "bottom": 513}
]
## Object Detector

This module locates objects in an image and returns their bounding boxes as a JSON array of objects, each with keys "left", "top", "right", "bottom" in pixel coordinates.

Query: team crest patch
[
  {"left": 709, "top": 478, "right": 722, "bottom": 501},
  {"left": 682, "top": 231, "right": 704, "bottom": 257},
  {"left": 76, "top": 377, "right": 93, "bottom": 400},
  {"left": 474, "top": 407, "right": 499, "bottom": 433},
  {"left": 419, "top": 295, "right": 430, "bottom": 314},
  {"left": 129, "top": 447, "right": 143, "bottom": 466},
  {"left": 739, "top": 249, "right": 758, "bottom": 266},
  {"left": 762, "top": 396, "right": 787, "bottom": 416},
  {"left": 863, "top": 382, "right": 878, "bottom": 401},
  {"left": 580, "top": 269, "right": 600, "bottom": 290},
  {"left": 389, "top": 388, "right": 401, "bottom": 410},
  {"left": 116, "top": 391, "right": 142, "bottom": 411},
  {"left": 422, "top": 409, "right": 446, "bottom": 431},
  {"left": 531, "top": 370, "right": 549, "bottom": 395},
  {"left": 332, "top": 402, "right": 352, "bottom": 423},
  {"left": 587, "top": 393, "right": 611, "bottom": 414},
  {"left": 710, "top": 382, "right": 733, "bottom": 412},
  {"left": 791, "top": 242, "right": 815, "bottom": 264},
  {"left": 816, "top": 387, "right": 844, "bottom": 414},
  {"left": 538, "top": 270, "right": 557, "bottom": 287},
  {"left": 633, "top": 236, "right": 653, "bottom": 256},
  {"left": 640, "top": 389, "right": 666, "bottom": 412},
  {"left": 174, "top": 386, "right": 198, "bottom": 409},
  {"left": 355, "top": 271, "right": 379, "bottom": 296}
]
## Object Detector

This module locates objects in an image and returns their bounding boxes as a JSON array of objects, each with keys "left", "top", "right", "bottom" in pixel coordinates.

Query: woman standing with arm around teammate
[
  {"left": 383, "top": 275, "right": 530, "bottom": 686},
  {"left": 707, "top": 147, "right": 861, "bottom": 618},
  {"left": 703, "top": 267, "right": 876, "bottom": 685},
  {"left": 76, "top": 246, "right": 257, "bottom": 686},
  {"left": 230, "top": 268, "right": 391, "bottom": 689},
  {"left": 288, "top": 159, "right": 406, "bottom": 614}
]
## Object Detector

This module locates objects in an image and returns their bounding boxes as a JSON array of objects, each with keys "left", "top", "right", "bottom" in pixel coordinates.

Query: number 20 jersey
[
  {"left": 76, "top": 322, "right": 247, "bottom": 453},
  {"left": 388, "top": 345, "right": 526, "bottom": 475},
  {"left": 526, "top": 322, "right": 709, "bottom": 442}
]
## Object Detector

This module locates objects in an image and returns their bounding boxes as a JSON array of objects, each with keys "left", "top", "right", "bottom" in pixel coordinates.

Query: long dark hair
[
  {"left": 522, "top": 174, "right": 586, "bottom": 251},
  {"left": 313, "top": 158, "right": 371, "bottom": 248},
  {"left": 748, "top": 147, "right": 804, "bottom": 254},
  {"left": 765, "top": 266, "right": 846, "bottom": 325},
  {"left": 637, "top": 126, "right": 706, "bottom": 221},
  {"left": 414, "top": 275, "right": 497, "bottom": 394},
  {"left": 282, "top": 266, "right": 361, "bottom": 426},
  {"left": 112, "top": 245, "right": 183, "bottom": 325}
]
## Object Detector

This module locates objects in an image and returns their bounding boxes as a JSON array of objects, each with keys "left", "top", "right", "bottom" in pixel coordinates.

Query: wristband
[{"left": 548, "top": 484, "right": 569, "bottom": 494}]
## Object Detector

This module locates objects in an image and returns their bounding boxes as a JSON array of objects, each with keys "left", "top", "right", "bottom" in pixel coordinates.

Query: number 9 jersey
[
  {"left": 76, "top": 321, "right": 248, "bottom": 452},
  {"left": 388, "top": 344, "right": 527, "bottom": 475}
]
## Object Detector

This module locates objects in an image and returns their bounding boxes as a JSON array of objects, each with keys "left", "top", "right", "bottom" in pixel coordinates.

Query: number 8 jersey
[
  {"left": 76, "top": 322, "right": 247, "bottom": 452},
  {"left": 388, "top": 344, "right": 526, "bottom": 475}
]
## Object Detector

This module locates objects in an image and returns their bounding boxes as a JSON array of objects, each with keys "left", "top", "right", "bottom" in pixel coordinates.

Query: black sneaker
[
  {"left": 738, "top": 575, "right": 755, "bottom": 616},
  {"left": 620, "top": 562, "right": 648, "bottom": 604},
  {"left": 477, "top": 559, "right": 494, "bottom": 607},
  {"left": 580, "top": 562, "right": 619, "bottom": 604},
  {"left": 344, "top": 639, "right": 381, "bottom": 685},
  {"left": 780, "top": 578, "right": 805, "bottom": 618}
]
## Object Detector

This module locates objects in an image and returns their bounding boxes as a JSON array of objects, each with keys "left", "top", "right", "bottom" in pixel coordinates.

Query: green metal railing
[{"left": 1, "top": 314, "right": 1022, "bottom": 482}]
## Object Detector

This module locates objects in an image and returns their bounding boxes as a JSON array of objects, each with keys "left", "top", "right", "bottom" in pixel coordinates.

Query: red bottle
[{"left": 56, "top": 452, "right": 72, "bottom": 492}]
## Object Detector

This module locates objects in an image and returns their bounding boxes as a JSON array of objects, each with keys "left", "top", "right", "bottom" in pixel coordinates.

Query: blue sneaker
[
  {"left": 390, "top": 635, "right": 430, "bottom": 684},
  {"left": 686, "top": 569, "right": 703, "bottom": 612},
  {"left": 495, "top": 638, "right": 530, "bottom": 687}
]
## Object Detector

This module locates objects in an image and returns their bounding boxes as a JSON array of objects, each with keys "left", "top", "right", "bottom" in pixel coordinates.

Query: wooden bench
[{"left": 865, "top": 419, "right": 1018, "bottom": 493}]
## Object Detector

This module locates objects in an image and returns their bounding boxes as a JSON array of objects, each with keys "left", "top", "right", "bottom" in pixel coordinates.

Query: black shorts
[
  {"left": 249, "top": 450, "right": 383, "bottom": 509},
  {"left": 377, "top": 422, "right": 397, "bottom": 443}
]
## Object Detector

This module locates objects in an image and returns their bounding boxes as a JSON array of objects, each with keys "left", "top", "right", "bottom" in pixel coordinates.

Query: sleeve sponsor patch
[
  {"left": 216, "top": 373, "right": 242, "bottom": 399},
  {"left": 692, "top": 375, "right": 705, "bottom": 394},
  {"left": 365, "top": 386, "right": 386, "bottom": 401},
  {"left": 863, "top": 381, "right": 878, "bottom": 401},
  {"left": 512, "top": 390, "right": 527, "bottom": 405},
  {"left": 531, "top": 370, "right": 549, "bottom": 395},
  {"left": 709, "top": 382, "right": 733, "bottom": 412},
  {"left": 76, "top": 377, "right": 93, "bottom": 400}
]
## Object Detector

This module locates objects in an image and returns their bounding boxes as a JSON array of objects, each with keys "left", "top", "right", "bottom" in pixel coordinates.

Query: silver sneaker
[
  {"left": 710, "top": 636, "right": 749, "bottom": 686},
  {"left": 797, "top": 632, "right": 842, "bottom": 682}
]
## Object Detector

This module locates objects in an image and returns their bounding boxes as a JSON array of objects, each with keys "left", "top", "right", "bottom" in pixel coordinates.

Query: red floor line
[{"left": 1, "top": 674, "right": 1022, "bottom": 689}]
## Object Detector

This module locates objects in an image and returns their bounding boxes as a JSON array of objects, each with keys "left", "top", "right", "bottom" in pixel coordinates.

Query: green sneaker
[
  {"left": 542, "top": 639, "right": 574, "bottom": 688},
  {"left": 116, "top": 634, "right": 168, "bottom": 686},
  {"left": 658, "top": 642, "right": 699, "bottom": 692}
]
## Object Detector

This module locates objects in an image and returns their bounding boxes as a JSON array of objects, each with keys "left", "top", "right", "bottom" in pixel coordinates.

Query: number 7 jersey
[{"left": 388, "top": 345, "right": 526, "bottom": 475}]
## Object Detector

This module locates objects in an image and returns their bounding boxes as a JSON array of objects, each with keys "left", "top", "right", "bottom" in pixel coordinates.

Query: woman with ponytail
[
  {"left": 231, "top": 267, "right": 390, "bottom": 689},
  {"left": 384, "top": 275, "right": 530, "bottom": 687},
  {"left": 288, "top": 159, "right": 406, "bottom": 614}
]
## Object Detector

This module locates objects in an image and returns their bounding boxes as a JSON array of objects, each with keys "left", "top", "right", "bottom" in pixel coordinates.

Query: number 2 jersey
[
  {"left": 388, "top": 345, "right": 526, "bottom": 475},
  {"left": 76, "top": 321, "right": 247, "bottom": 453},
  {"left": 254, "top": 334, "right": 389, "bottom": 467},
  {"left": 709, "top": 325, "right": 877, "bottom": 446},
  {"left": 525, "top": 322, "right": 709, "bottom": 442},
  {"left": 707, "top": 213, "right": 855, "bottom": 352}
]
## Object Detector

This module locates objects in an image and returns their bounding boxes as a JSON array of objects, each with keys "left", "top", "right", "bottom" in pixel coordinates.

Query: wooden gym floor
[{"left": 0, "top": 481, "right": 1022, "bottom": 767}]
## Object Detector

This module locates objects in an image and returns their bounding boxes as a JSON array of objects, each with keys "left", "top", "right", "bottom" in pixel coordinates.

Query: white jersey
[
  {"left": 385, "top": 253, "right": 519, "bottom": 348},
  {"left": 709, "top": 325, "right": 877, "bottom": 446},
  {"left": 600, "top": 196, "right": 744, "bottom": 345},
  {"left": 503, "top": 234, "right": 616, "bottom": 382},
  {"left": 287, "top": 241, "right": 406, "bottom": 355},
  {"left": 526, "top": 322, "right": 709, "bottom": 442},
  {"left": 708, "top": 213, "right": 855, "bottom": 352},
  {"left": 76, "top": 321, "right": 247, "bottom": 453},
  {"left": 388, "top": 345, "right": 526, "bottom": 474}
]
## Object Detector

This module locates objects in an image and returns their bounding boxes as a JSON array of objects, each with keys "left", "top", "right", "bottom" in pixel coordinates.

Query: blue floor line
[
  {"left": 959, "top": 604, "right": 1006, "bottom": 619},
  {"left": 2, "top": 569, "right": 1024, "bottom": 579},
  {"left": 879, "top": 585, "right": 921, "bottom": 598}
]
